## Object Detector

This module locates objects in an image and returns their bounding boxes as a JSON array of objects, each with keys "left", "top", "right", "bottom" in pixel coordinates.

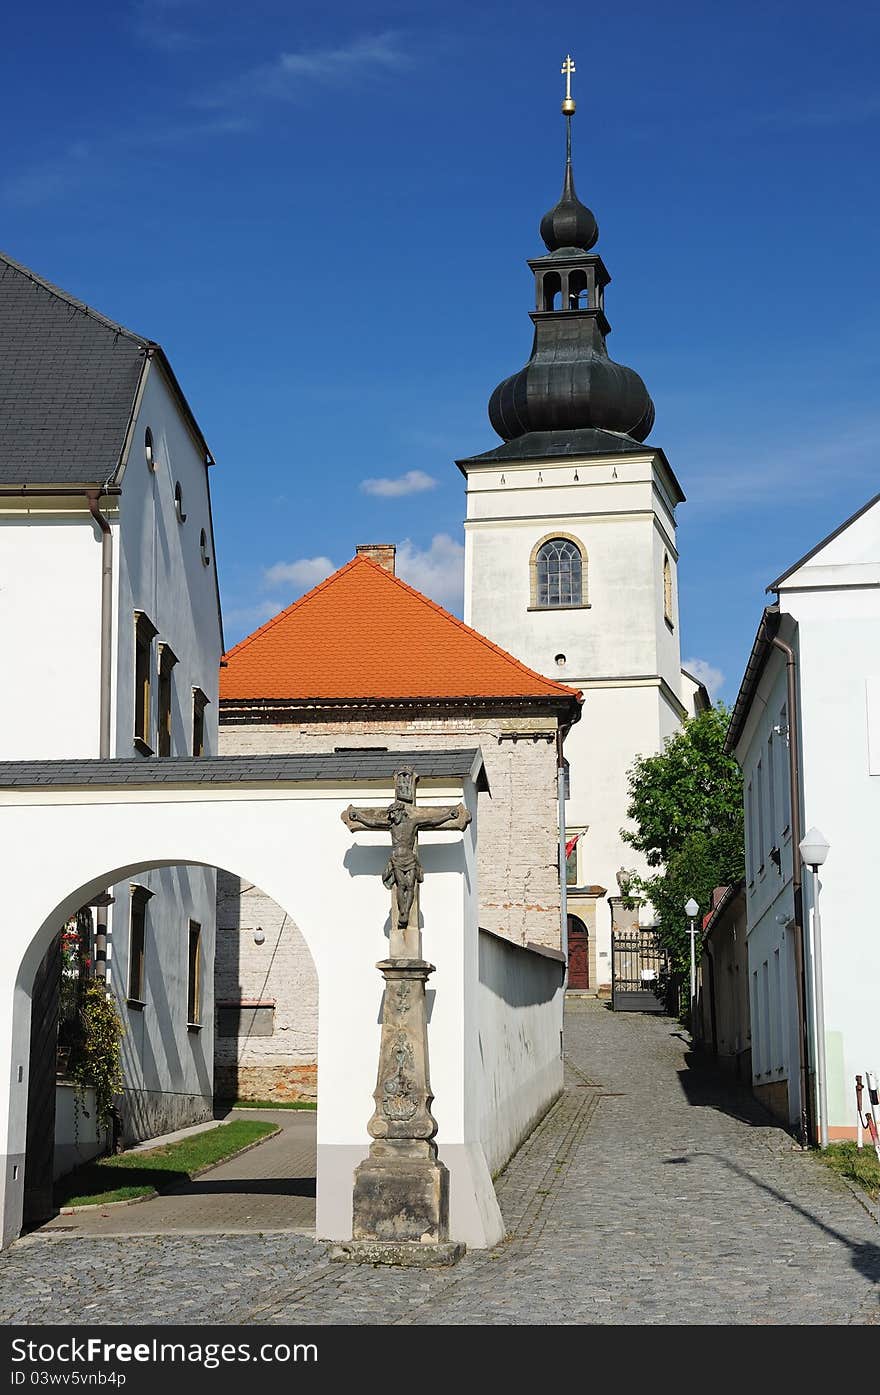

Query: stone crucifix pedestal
[{"left": 331, "top": 765, "right": 470, "bottom": 1268}]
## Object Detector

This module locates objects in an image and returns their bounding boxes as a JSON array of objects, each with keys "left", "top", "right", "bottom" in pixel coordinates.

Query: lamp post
[
  {"left": 799, "top": 827, "right": 830, "bottom": 1149},
  {"left": 685, "top": 897, "right": 699, "bottom": 1025}
]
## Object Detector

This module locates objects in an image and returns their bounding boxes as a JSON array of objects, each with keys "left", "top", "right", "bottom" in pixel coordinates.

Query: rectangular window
[
  {"left": 157, "top": 645, "right": 178, "bottom": 758},
  {"left": 566, "top": 840, "right": 578, "bottom": 886},
  {"left": 755, "top": 760, "right": 765, "bottom": 871},
  {"left": 778, "top": 705, "right": 791, "bottom": 831},
  {"left": 746, "top": 780, "right": 755, "bottom": 884},
  {"left": 187, "top": 921, "right": 201, "bottom": 1026},
  {"left": 128, "top": 885, "right": 151, "bottom": 1004},
  {"left": 133, "top": 613, "right": 158, "bottom": 755},
  {"left": 192, "top": 688, "right": 209, "bottom": 757}
]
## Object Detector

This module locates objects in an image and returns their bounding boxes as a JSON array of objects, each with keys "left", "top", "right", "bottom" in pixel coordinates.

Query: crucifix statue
[
  {"left": 334, "top": 765, "right": 470, "bottom": 1266},
  {"left": 342, "top": 765, "right": 471, "bottom": 958}
]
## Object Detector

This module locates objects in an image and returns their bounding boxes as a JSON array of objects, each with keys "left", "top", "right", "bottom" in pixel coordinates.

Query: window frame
[
  {"left": 192, "top": 687, "right": 209, "bottom": 757},
  {"left": 528, "top": 533, "right": 589, "bottom": 611},
  {"left": 156, "top": 644, "right": 178, "bottom": 759},
  {"left": 663, "top": 553, "right": 674, "bottom": 629},
  {"left": 128, "top": 884, "right": 152, "bottom": 1006},
  {"left": 133, "top": 612, "right": 158, "bottom": 756},
  {"left": 187, "top": 920, "right": 202, "bottom": 1028}
]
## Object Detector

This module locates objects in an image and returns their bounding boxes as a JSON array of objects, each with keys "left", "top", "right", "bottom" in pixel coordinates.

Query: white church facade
[{"left": 458, "top": 89, "right": 706, "bottom": 987}]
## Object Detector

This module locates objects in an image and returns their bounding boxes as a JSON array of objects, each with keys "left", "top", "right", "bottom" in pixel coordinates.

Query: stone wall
[
  {"left": 218, "top": 709, "right": 562, "bottom": 950},
  {"left": 214, "top": 871, "right": 319, "bottom": 1102},
  {"left": 214, "top": 708, "right": 563, "bottom": 1103}
]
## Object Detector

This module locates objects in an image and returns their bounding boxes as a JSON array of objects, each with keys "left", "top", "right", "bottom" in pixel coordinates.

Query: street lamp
[
  {"left": 799, "top": 827, "right": 830, "bottom": 1148},
  {"left": 685, "top": 897, "right": 699, "bottom": 1023}
]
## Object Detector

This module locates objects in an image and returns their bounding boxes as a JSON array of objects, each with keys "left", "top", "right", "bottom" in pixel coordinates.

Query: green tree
[{"left": 621, "top": 705, "right": 744, "bottom": 969}]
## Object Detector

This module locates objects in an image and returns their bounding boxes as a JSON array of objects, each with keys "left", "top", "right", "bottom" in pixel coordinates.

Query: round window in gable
[
  {"left": 200, "top": 528, "right": 211, "bottom": 567},
  {"left": 174, "top": 482, "right": 187, "bottom": 523},
  {"left": 144, "top": 427, "right": 157, "bottom": 472}
]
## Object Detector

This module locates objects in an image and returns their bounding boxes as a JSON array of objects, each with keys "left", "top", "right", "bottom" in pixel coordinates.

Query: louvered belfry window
[{"left": 536, "top": 538, "right": 583, "bottom": 607}]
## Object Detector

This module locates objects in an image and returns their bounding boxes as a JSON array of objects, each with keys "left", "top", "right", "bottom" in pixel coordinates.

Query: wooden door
[{"left": 567, "top": 915, "right": 590, "bottom": 990}]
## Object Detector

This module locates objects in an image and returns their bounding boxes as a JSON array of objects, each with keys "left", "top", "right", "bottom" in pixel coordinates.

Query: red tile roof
[{"left": 221, "top": 555, "right": 581, "bottom": 706}]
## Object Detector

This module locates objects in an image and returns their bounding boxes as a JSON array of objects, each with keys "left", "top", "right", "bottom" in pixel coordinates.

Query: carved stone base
[
  {"left": 330, "top": 1239, "right": 465, "bottom": 1268},
  {"left": 352, "top": 1139, "right": 449, "bottom": 1244}
]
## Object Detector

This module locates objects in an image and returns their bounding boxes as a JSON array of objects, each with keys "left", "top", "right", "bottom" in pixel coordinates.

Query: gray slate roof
[
  {"left": 0, "top": 750, "right": 489, "bottom": 791},
  {"left": 0, "top": 251, "right": 149, "bottom": 487}
]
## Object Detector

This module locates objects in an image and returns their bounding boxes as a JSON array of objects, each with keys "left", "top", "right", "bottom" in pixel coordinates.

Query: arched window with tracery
[
  {"left": 534, "top": 536, "right": 584, "bottom": 608},
  {"left": 663, "top": 553, "right": 673, "bottom": 626}
]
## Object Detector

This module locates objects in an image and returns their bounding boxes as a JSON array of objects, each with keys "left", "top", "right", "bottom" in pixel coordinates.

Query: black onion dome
[
  {"left": 540, "top": 158, "right": 598, "bottom": 252},
  {"left": 489, "top": 315, "right": 654, "bottom": 442}
]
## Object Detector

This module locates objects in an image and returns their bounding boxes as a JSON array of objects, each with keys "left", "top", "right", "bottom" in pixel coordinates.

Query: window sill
[
  {"left": 527, "top": 603, "right": 591, "bottom": 612},
  {"left": 664, "top": 618, "right": 674, "bottom": 632},
  {"left": 133, "top": 737, "right": 153, "bottom": 757},
  {"left": 187, "top": 1022, "right": 202, "bottom": 1033},
  {"left": 127, "top": 998, "right": 146, "bottom": 1011}
]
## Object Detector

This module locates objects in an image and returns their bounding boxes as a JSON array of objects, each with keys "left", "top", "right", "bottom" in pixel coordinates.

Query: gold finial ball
[{"left": 562, "top": 97, "right": 576, "bottom": 115}]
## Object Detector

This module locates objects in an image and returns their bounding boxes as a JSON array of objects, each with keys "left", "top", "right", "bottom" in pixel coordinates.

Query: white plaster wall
[
  {"left": 564, "top": 685, "right": 672, "bottom": 980},
  {"left": 736, "top": 646, "right": 801, "bottom": 1130},
  {"left": 108, "top": 363, "right": 222, "bottom": 1139},
  {"left": 0, "top": 509, "right": 106, "bottom": 758},
  {"left": 0, "top": 777, "right": 503, "bottom": 1251},
  {"left": 462, "top": 450, "right": 686, "bottom": 986},
  {"left": 53, "top": 1083, "right": 109, "bottom": 1180},
  {"left": 788, "top": 586, "right": 880, "bottom": 1132},
  {"left": 477, "top": 930, "right": 564, "bottom": 1176}
]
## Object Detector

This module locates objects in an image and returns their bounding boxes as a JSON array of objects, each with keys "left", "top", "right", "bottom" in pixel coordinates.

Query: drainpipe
[
  {"left": 770, "top": 629, "right": 814, "bottom": 1148},
  {"left": 86, "top": 490, "right": 113, "bottom": 979},
  {"left": 556, "top": 725, "right": 570, "bottom": 989}
]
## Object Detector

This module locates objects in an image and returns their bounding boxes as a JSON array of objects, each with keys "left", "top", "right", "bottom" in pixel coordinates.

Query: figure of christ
[{"left": 342, "top": 797, "right": 472, "bottom": 934}]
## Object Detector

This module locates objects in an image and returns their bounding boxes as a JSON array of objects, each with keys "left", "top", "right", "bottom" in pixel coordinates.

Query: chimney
[{"left": 356, "top": 543, "right": 396, "bottom": 575}]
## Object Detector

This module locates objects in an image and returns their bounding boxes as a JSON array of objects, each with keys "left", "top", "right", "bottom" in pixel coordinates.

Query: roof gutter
[{"left": 0, "top": 486, "right": 122, "bottom": 498}]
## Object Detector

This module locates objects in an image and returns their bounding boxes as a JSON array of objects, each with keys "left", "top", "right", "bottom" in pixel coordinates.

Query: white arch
[{"left": 0, "top": 778, "right": 503, "bottom": 1250}]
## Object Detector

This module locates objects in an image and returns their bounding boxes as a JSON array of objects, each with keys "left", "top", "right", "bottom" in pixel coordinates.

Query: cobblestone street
[{"left": 2, "top": 1000, "right": 878, "bottom": 1326}]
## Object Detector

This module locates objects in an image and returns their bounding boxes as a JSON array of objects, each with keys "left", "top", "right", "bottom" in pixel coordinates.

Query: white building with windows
[
  {"left": 726, "top": 490, "right": 880, "bottom": 1139},
  {"left": 458, "top": 106, "right": 706, "bottom": 987},
  {"left": 0, "top": 249, "right": 223, "bottom": 1173}
]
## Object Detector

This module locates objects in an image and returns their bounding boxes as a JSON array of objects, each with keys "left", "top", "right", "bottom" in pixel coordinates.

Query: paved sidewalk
[
  {"left": 39, "top": 1109, "right": 316, "bottom": 1236},
  {"left": 2, "top": 1002, "right": 878, "bottom": 1324}
]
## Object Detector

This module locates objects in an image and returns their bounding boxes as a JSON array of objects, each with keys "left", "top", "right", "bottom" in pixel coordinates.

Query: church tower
[{"left": 458, "top": 57, "right": 705, "bottom": 990}]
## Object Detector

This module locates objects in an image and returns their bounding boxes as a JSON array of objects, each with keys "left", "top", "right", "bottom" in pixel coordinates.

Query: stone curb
[
  {"left": 56, "top": 1125, "right": 282, "bottom": 1214},
  {"left": 841, "top": 1177, "right": 880, "bottom": 1226}
]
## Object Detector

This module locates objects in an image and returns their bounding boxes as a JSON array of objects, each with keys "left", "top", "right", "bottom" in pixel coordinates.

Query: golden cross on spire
[{"left": 561, "top": 54, "right": 576, "bottom": 115}]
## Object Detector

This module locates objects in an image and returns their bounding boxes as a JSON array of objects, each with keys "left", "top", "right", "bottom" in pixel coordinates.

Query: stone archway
[{"left": 0, "top": 753, "right": 503, "bottom": 1252}]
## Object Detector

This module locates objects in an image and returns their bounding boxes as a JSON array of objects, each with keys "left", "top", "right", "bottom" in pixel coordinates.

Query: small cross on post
[{"left": 561, "top": 53, "right": 576, "bottom": 115}]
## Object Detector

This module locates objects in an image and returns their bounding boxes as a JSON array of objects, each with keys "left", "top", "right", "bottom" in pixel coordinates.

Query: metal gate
[{"left": 611, "top": 929, "right": 670, "bottom": 1013}]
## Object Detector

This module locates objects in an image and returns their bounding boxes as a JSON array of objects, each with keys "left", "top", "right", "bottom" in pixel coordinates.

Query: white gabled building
[
  {"left": 726, "top": 490, "right": 880, "bottom": 1141},
  {"left": 0, "top": 250, "right": 223, "bottom": 1191}
]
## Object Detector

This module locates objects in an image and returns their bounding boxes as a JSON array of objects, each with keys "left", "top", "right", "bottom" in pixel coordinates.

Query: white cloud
[
  {"left": 360, "top": 470, "right": 437, "bottom": 498},
  {"left": 396, "top": 534, "right": 465, "bottom": 612},
  {"left": 196, "top": 32, "right": 407, "bottom": 109},
  {"left": 279, "top": 33, "right": 406, "bottom": 82},
  {"left": 683, "top": 657, "right": 725, "bottom": 701},
  {"left": 263, "top": 555, "right": 336, "bottom": 591}
]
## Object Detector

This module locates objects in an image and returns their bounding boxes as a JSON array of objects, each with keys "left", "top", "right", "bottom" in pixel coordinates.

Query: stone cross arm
[{"left": 341, "top": 802, "right": 471, "bottom": 834}]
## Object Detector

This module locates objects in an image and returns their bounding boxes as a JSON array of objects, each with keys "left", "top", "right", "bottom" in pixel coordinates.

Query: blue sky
[{"left": 3, "top": 0, "right": 878, "bottom": 701}]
